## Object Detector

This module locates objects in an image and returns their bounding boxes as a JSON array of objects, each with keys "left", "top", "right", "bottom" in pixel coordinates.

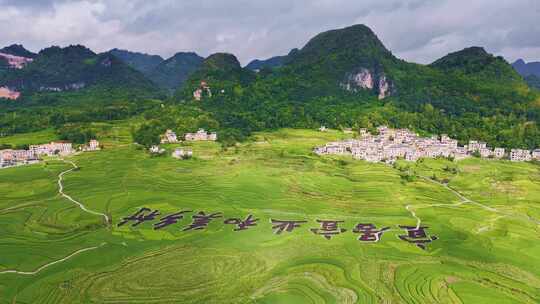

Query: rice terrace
[
  {"left": 2, "top": 1, "right": 540, "bottom": 303},
  {"left": 0, "top": 126, "right": 539, "bottom": 303}
]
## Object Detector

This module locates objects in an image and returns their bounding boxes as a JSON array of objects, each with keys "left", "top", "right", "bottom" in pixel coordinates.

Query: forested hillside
[
  {"left": 0, "top": 45, "right": 158, "bottom": 94},
  {"left": 1, "top": 24, "right": 539, "bottom": 150},
  {"left": 164, "top": 25, "right": 539, "bottom": 149}
]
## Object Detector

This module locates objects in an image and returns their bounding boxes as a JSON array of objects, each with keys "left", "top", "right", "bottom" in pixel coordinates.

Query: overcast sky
[{"left": 1, "top": 0, "right": 539, "bottom": 65}]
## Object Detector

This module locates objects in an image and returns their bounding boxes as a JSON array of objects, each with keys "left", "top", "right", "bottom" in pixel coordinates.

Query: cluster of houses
[
  {"left": 314, "top": 126, "right": 540, "bottom": 163},
  {"left": 0, "top": 139, "right": 100, "bottom": 169},
  {"left": 151, "top": 128, "right": 217, "bottom": 159},
  {"left": 160, "top": 129, "right": 217, "bottom": 144}
]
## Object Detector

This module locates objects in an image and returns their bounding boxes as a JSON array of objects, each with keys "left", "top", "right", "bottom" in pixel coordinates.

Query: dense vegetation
[
  {"left": 0, "top": 44, "right": 37, "bottom": 58},
  {"left": 0, "top": 89, "right": 162, "bottom": 136},
  {"left": 111, "top": 49, "right": 204, "bottom": 92},
  {"left": 148, "top": 52, "right": 204, "bottom": 92},
  {"left": 109, "top": 48, "right": 164, "bottom": 75},
  {"left": 169, "top": 25, "right": 539, "bottom": 149},
  {"left": 1, "top": 24, "right": 539, "bottom": 150},
  {"left": 0, "top": 45, "right": 158, "bottom": 94},
  {"left": 525, "top": 75, "right": 540, "bottom": 90},
  {"left": 56, "top": 124, "right": 96, "bottom": 144},
  {"left": 244, "top": 48, "right": 297, "bottom": 70}
]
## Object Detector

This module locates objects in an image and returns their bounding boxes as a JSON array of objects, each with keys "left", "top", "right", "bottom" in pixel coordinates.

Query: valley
[{"left": 0, "top": 125, "right": 538, "bottom": 303}]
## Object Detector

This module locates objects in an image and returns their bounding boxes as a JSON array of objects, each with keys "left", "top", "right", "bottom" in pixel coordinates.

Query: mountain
[
  {"left": 173, "top": 23, "right": 538, "bottom": 149},
  {"left": 282, "top": 24, "right": 400, "bottom": 99},
  {"left": 0, "top": 44, "right": 36, "bottom": 72},
  {"left": 179, "top": 53, "right": 254, "bottom": 100},
  {"left": 245, "top": 49, "right": 298, "bottom": 71},
  {"left": 524, "top": 74, "right": 540, "bottom": 90},
  {"left": 0, "top": 45, "right": 158, "bottom": 96},
  {"left": 187, "top": 52, "right": 251, "bottom": 84},
  {"left": 110, "top": 49, "right": 204, "bottom": 92},
  {"left": 0, "top": 24, "right": 538, "bottom": 150},
  {"left": 148, "top": 52, "right": 204, "bottom": 92},
  {"left": 109, "top": 48, "right": 163, "bottom": 75},
  {"left": 431, "top": 47, "right": 492, "bottom": 71},
  {"left": 430, "top": 47, "right": 521, "bottom": 82},
  {"left": 512, "top": 59, "right": 540, "bottom": 77},
  {"left": 0, "top": 44, "right": 37, "bottom": 58}
]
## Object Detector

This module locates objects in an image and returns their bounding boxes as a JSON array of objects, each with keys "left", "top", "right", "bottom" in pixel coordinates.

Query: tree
[{"left": 132, "top": 122, "right": 163, "bottom": 148}]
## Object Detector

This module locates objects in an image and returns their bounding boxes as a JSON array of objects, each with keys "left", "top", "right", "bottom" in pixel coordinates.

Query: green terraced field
[{"left": 0, "top": 127, "right": 539, "bottom": 303}]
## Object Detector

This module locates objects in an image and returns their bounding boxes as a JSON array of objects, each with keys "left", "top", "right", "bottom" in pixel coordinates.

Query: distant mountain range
[
  {"left": 0, "top": 45, "right": 156, "bottom": 95},
  {"left": 244, "top": 49, "right": 298, "bottom": 71},
  {"left": 148, "top": 52, "right": 203, "bottom": 92},
  {"left": 2, "top": 30, "right": 539, "bottom": 100},
  {"left": 512, "top": 59, "right": 540, "bottom": 89},
  {"left": 512, "top": 59, "right": 540, "bottom": 77},
  {"left": 109, "top": 49, "right": 203, "bottom": 92},
  {"left": 109, "top": 48, "right": 164, "bottom": 75},
  {"left": 0, "top": 23, "right": 538, "bottom": 150}
]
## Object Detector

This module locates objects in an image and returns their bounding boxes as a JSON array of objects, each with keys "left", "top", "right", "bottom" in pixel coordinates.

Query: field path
[
  {"left": 58, "top": 159, "right": 110, "bottom": 224},
  {"left": 0, "top": 243, "right": 106, "bottom": 275},
  {"left": 417, "top": 175, "right": 540, "bottom": 226},
  {"left": 0, "top": 159, "right": 110, "bottom": 276}
]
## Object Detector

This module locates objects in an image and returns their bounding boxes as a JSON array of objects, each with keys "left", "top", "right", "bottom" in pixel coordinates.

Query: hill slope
[
  {"left": 245, "top": 49, "right": 298, "bottom": 71},
  {"left": 0, "top": 45, "right": 159, "bottom": 95},
  {"left": 148, "top": 52, "right": 204, "bottom": 92},
  {"left": 0, "top": 44, "right": 37, "bottom": 58},
  {"left": 171, "top": 24, "right": 538, "bottom": 149},
  {"left": 512, "top": 58, "right": 540, "bottom": 77},
  {"left": 108, "top": 48, "right": 163, "bottom": 75}
]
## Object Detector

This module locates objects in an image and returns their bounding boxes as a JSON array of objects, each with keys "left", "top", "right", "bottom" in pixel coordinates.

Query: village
[
  {"left": 314, "top": 126, "right": 540, "bottom": 163},
  {"left": 149, "top": 128, "right": 217, "bottom": 159},
  {"left": 0, "top": 139, "right": 100, "bottom": 169}
]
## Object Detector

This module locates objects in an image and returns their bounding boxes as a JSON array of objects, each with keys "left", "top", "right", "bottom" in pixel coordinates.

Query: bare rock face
[
  {"left": 193, "top": 81, "right": 212, "bottom": 101},
  {"left": 343, "top": 68, "right": 374, "bottom": 90},
  {"left": 0, "top": 52, "right": 33, "bottom": 69},
  {"left": 378, "top": 75, "right": 390, "bottom": 99},
  {"left": 341, "top": 68, "right": 393, "bottom": 99},
  {"left": 0, "top": 86, "right": 20, "bottom": 100}
]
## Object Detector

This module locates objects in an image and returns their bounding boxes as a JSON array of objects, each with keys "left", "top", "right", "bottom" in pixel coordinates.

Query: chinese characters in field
[{"left": 118, "top": 208, "right": 438, "bottom": 250}]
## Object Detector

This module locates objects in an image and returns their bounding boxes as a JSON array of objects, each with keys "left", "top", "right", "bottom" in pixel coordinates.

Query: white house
[
  {"left": 149, "top": 145, "right": 165, "bottom": 154},
  {"left": 0, "top": 149, "right": 38, "bottom": 167},
  {"left": 172, "top": 148, "right": 193, "bottom": 159},
  {"left": 510, "top": 149, "right": 531, "bottom": 162},
  {"left": 479, "top": 148, "right": 493, "bottom": 158},
  {"left": 532, "top": 149, "right": 540, "bottom": 160},
  {"left": 493, "top": 148, "right": 505, "bottom": 159},
  {"left": 81, "top": 139, "right": 100, "bottom": 152},
  {"left": 468, "top": 140, "right": 487, "bottom": 152},
  {"left": 29, "top": 141, "right": 73, "bottom": 156},
  {"left": 184, "top": 129, "right": 217, "bottom": 141},
  {"left": 161, "top": 129, "right": 179, "bottom": 143}
]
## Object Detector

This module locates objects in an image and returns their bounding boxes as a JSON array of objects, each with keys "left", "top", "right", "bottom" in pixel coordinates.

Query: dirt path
[
  {"left": 1, "top": 159, "right": 109, "bottom": 276},
  {"left": 0, "top": 243, "right": 106, "bottom": 275},
  {"left": 58, "top": 159, "right": 110, "bottom": 224},
  {"left": 414, "top": 175, "right": 539, "bottom": 226}
]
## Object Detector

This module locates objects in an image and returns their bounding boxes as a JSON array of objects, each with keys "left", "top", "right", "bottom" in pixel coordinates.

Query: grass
[
  {"left": 0, "top": 129, "right": 58, "bottom": 147},
  {"left": 0, "top": 126, "right": 539, "bottom": 303}
]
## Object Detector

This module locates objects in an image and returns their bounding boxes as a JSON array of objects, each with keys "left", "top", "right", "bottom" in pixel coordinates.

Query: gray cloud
[{"left": 0, "top": 0, "right": 539, "bottom": 65}]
